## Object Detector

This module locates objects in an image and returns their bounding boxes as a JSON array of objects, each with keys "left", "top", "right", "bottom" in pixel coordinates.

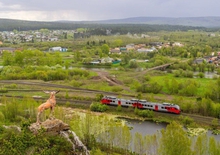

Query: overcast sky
[{"left": 0, "top": 0, "right": 219, "bottom": 21}]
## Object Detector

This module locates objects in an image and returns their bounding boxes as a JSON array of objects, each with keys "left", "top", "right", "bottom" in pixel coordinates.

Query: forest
[{"left": 0, "top": 18, "right": 212, "bottom": 33}]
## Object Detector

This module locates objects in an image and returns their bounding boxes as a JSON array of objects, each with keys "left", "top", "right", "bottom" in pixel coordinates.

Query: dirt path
[{"left": 95, "top": 70, "right": 132, "bottom": 92}]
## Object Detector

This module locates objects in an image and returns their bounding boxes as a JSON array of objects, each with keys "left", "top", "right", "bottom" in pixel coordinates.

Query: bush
[
  {"left": 95, "top": 94, "right": 104, "bottom": 102},
  {"left": 0, "top": 122, "right": 73, "bottom": 155},
  {"left": 0, "top": 112, "right": 5, "bottom": 122},
  {"left": 0, "top": 88, "right": 8, "bottom": 93},
  {"left": 137, "top": 82, "right": 162, "bottom": 94},
  {"left": 111, "top": 86, "right": 123, "bottom": 92},
  {"left": 173, "top": 69, "right": 183, "bottom": 77},
  {"left": 179, "top": 116, "right": 194, "bottom": 126},
  {"left": 5, "top": 84, "right": 17, "bottom": 89},
  {"left": 183, "top": 70, "right": 194, "bottom": 78},
  {"left": 70, "top": 79, "right": 83, "bottom": 87},
  {"left": 197, "top": 72, "right": 204, "bottom": 78},
  {"left": 68, "top": 68, "right": 90, "bottom": 77},
  {"left": 135, "top": 109, "right": 154, "bottom": 118},
  {"left": 90, "top": 102, "right": 109, "bottom": 112},
  {"left": 129, "top": 60, "right": 139, "bottom": 68},
  {"left": 116, "top": 105, "right": 122, "bottom": 112}
]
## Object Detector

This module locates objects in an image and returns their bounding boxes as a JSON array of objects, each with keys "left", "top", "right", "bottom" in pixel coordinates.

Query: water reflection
[
  {"left": 126, "top": 119, "right": 166, "bottom": 136},
  {"left": 124, "top": 119, "right": 220, "bottom": 142}
]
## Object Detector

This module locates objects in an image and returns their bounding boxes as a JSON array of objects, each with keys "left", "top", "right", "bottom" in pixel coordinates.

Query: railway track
[
  {"left": 181, "top": 113, "right": 220, "bottom": 126},
  {"left": 0, "top": 95, "right": 92, "bottom": 105},
  {"left": 0, "top": 80, "right": 134, "bottom": 97}
]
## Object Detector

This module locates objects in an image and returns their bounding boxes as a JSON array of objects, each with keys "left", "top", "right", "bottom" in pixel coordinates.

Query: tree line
[{"left": 0, "top": 19, "right": 210, "bottom": 33}]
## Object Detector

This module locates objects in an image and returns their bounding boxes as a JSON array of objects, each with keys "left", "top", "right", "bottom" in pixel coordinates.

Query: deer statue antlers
[{"left": 36, "top": 90, "right": 60, "bottom": 124}]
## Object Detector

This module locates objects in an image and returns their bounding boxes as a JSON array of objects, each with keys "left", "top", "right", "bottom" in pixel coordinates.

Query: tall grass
[{"left": 0, "top": 96, "right": 39, "bottom": 124}]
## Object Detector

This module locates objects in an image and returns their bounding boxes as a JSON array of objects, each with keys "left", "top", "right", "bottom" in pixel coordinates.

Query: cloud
[
  {"left": 0, "top": 0, "right": 219, "bottom": 21},
  {"left": 0, "top": 2, "right": 22, "bottom": 10},
  {"left": 0, "top": 10, "right": 88, "bottom": 21}
]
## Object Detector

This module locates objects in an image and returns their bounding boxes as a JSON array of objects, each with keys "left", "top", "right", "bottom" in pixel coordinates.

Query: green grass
[{"left": 150, "top": 73, "right": 215, "bottom": 96}]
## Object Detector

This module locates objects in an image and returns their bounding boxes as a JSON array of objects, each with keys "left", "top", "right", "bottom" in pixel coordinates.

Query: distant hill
[
  {"left": 0, "top": 17, "right": 219, "bottom": 32},
  {"left": 92, "top": 16, "right": 220, "bottom": 28}
]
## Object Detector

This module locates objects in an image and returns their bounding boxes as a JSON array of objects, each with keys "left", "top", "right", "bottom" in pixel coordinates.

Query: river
[{"left": 125, "top": 119, "right": 220, "bottom": 142}]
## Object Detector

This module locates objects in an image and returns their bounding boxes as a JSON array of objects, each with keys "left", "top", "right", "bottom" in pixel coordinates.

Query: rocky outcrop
[
  {"left": 60, "top": 130, "right": 90, "bottom": 155},
  {"left": 3, "top": 125, "right": 21, "bottom": 132},
  {"left": 29, "top": 118, "right": 90, "bottom": 155},
  {"left": 29, "top": 118, "right": 70, "bottom": 135}
]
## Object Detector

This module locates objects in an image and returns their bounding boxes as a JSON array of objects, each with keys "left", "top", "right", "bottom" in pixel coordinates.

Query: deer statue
[{"left": 36, "top": 90, "right": 60, "bottom": 124}]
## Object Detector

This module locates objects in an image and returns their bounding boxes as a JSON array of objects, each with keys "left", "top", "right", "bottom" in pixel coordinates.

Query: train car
[
  {"left": 158, "top": 103, "right": 181, "bottom": 114},
  {"left": 100, "top": 96, "right": 181, "bottom": 114},
  {"left": 101, "top": 96, "right": 118, "bottom": 105},
  {"left": 121, "top": 98, "right": 140, "bottom": 108},
  {"left": 138, "top": 101, "right": 181, "bottom": 114}
]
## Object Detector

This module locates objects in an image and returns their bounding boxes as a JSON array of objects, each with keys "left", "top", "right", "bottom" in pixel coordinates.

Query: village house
[
  {"left": 137, "top": 47, "right": 157, "bottom": 52},
  {"left": 172, "top": 42, "right": 184, "bottom": 47},
  {"left": 126, "top": 44, "right": 135, "bottom": 51},
  {"left": 110, "top": 48, "right": 121, "bottom": 54},
  {"left": 100, "top": 57, "right": 114, "bottom": 63},
  {"left": 49, "top": 37, "right": 59, "bottom": 41},
  {"left": 49, "top": 47, "right": 68, "bottom": 52},
  {"left": 134, "top": 44, "right": 146, "bottom": 50}
]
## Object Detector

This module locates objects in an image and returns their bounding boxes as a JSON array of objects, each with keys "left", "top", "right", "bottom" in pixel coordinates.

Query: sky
[{"left": 0, "top": 0, "right": 219, "bottom": 21}]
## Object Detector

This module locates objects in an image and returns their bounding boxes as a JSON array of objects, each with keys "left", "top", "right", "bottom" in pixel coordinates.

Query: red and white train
[{"left": 101, "top": 96, "right": 181, "bottom": 114}]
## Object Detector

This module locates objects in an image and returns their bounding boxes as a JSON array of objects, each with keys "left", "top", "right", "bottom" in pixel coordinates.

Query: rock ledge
[{"left": 29, "top": 118, "right": 70, "bottom": 135}]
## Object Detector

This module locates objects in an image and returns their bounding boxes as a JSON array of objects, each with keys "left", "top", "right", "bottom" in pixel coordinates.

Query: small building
[
  {"left": 126, "top": 44, "right": 135, "bottom": 51},
  {"left": 90, "top": 60, "right": 100, "bottom": 64},
  {"left": 172, "top": 42, "right": 184, "bottom": 47},
  {"left": 137, "top": 47, "right": 156, "bottom": 52},
  {"left": 100, "top": 57, "right": 114, "bottom": 63},
  {"left": 120, "top": 47, "right": 127, "bottom": 52},
  {"left": 49, "top": 47, "right": 67, "bottom": 52},
  {"left": 110, "top": 48, "right": 121, "bottom": 54},
  {"left": 49, "top": 37, "right": 59, "bottom": 41}
]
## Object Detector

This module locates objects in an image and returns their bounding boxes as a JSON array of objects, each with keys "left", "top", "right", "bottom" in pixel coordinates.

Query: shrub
[
  {"left": 197, "top": 72, "right": 205, "bottom": 78},
  {"left": 134, "top": 107, "right": 139, "bottom": 115},
  {"left": 0, "top": 88, "right": 8, "bottom": 93},
  {"left": 173, "top": 70, "right": 182, "bottom": 77},
  {"left": 123, "top": 78, "right": 133, "bottom": 85},
  {"left": 179, "top": 116, "right": 194, "bottom": 126},
  {"left": 5, "top": 84, "right": 17, "bottom": 89},
  {"left": 36, "top": 71, "right": 48, "bottom": 81},
  {"left": 183, "top": 70, "right": 194, "bottom": 78},
  {"left": 65, "top": 91, "right": 69, "bottom": 99},
  {"left": 90, "top": 103, "right": 109, "bottom": 112},
  {"left": 137, "top": 82, "right": 162, "bottom": 94},
  {"left": 95, "top": 94, "right": 104, "bottom": 101},
  {"left": 111, "top": 86, "right": 123, "bottom": 92},
  {"left": 211, "top": 118, "right": 219, "bottom": 130},
  {"left": 0, "top": 112, "right": 5, "bottom": 122},
  {"left": 70, "top": 79, "right": 83, "bottom": 87},
  {"left": 134, "top": 109, "right": 154, "bottom": 118},
  {"left": 154, "top": 60, "right": 164, "bottom": 66},
  {"left": 65, "top": 101, "right": 70, "bottom": 107},
  {"left": 129, "top": 60, "right": 139, "bottom": 68},
  {"left": 116, "top": 105, "right": 122, "bottom": 112},
  {"left": 68, "top": 69, "right": 90, "bottom": 77},
  {"left": 139, "top": 110, "right": 154, "bottom": 118}
]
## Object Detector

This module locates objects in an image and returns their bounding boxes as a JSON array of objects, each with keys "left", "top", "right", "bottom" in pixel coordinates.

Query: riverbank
[{"left": 67, "top": 103, "right": 220, "bottom": 133}]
